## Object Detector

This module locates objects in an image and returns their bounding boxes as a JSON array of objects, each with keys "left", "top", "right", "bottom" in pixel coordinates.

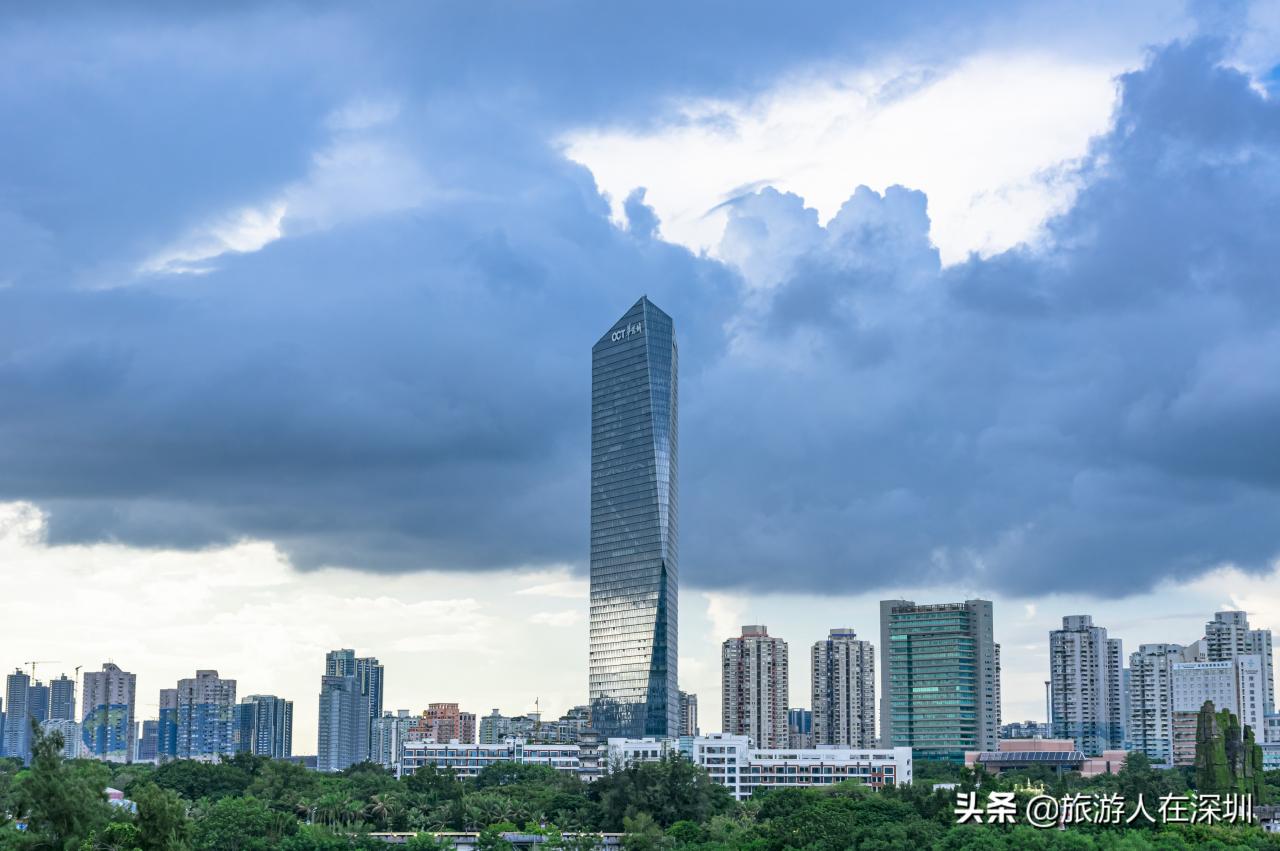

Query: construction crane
[{"left": 23, "top": 660, "right": 59, "bottom": 679}]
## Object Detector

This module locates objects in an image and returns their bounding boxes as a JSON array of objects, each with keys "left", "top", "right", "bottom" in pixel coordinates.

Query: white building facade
[{"left": 608, "top": 734, "right": 912, "bottom": 801}]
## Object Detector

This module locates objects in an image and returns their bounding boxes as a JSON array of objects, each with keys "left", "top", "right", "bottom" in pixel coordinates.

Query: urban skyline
[{"left": 4, "top": 600, "right": 1275, "bottom": 766}]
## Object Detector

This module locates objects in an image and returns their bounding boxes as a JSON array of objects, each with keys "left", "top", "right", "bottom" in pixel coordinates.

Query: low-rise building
[
  {"left": 609, "top": 733, "right": 912, "bottom": 801},
  {"left": 399, "top": 738, "right": 581, "bottom": 780},
  {"left": 965, "top": 738, "right": 1127, "bottom": 777}
]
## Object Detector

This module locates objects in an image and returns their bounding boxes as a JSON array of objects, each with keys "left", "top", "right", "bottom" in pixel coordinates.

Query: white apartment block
[
  {"left": 811, "top": 629, "right": 876, "bottom": 748},
  {"left": 398, "top": 738, "right": 581, "bottom": 779},
  {"left": 1128, "top": 643, "right": 1198, "bottom": 766},
  {"left": 722, "top": 625, "right": 790, "bottom": 749},
  {"left": 609, "top": 734, "right": 912, "bottom": 801},
  {"left": 1049, "top": 615, "right": 1124, "bottom": 755}
]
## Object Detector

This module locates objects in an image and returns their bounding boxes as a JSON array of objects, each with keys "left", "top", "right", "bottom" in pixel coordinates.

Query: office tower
[
  {"left": 722, "top": 625, "right": 790, "bottom": 748},
  {"left": 589, "top": 297, "right": 679, "bottom": 740},
  {"left": 1128, "top": 643, "right": 1200, "bottom": 765},
  {"left": 811, "top": 628, "right": 876, "bottom": 748},
  {"left": 174, "top": 670, "right": 237, "bottom": 762},
  {"left": 27, "top": 681, "right": 50, "bottom": 724},
  {"left": 235, "top": 694, "right": 293, "bottom": 759},
  {"left": 409, "top": 703, "right": 477, "bottom": 744},
  {"left": 678, "top": 691, "right": 699, "bottom": 737},
  {"left": 1205, "top": 611, "right": 1275, "bottom": 714},
  {"left": 1170, "top": 657, "right": 1266, "bottom": 766},
  {"left": 1048, "top": 615, "right": 1124, "bottom": 755},
  {"left": 49, "top": 675, "right": 76, "bottom": 722},
  {"left": 879, "top": 599, "right": 1001, "bottom": 761},
  {"left": 81, "top": 663, "right": 136, "bottom": 763},
  {"left": 136, "top": 719, "right": 159, "bottom": 763},
  {"left": 323, "top": 649, "right": 382, "bottom": 760},
  {"left": 788, "top": 708, "right": 814, "bottom": 749},
  {"left": 4, "top": 670, "right": 32, "bottom": 763}
]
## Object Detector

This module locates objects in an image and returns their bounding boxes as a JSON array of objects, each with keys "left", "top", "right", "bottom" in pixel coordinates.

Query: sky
[{"left": 2, "top": 1, "right": 1280, "bottom": 753}]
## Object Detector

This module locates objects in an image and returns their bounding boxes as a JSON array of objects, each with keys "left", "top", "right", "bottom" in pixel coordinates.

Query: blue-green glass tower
[{"left": 590, "top": 296, "right": 678, "bottom": 739}]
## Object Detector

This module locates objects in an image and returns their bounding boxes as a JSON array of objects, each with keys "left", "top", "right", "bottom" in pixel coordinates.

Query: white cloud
[
  {"left": 137, "top": 96, "right": 430, "bottom": 279},
  {"left": 564, "top": 52, "right": 1124, "bottom": 266},
  {"left": 529, "top": 610, "right": 583, "bottom": 627}
]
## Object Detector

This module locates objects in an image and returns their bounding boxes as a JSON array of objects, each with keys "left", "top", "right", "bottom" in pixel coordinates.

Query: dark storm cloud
[
  {"left": 0, "top": 3, "right": 1275, "bottom": 597},
  {"left": 695, "top": 41, "right": 1280, "bottom": 596}
]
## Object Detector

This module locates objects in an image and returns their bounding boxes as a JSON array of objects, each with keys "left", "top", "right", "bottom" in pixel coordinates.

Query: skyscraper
[
  {"left": 589, "top": 296, "right": 679, "bottom": 740},
  {"left": 27, "top": 681, "right": 50, "bottom": 725},
  {"left": 317, "top": 648, "right": 381, "bottom": 771},
  {"left": 81, "top": 663, "right": 136, "bottom": 763},
  {"left": 879, "top": 599, "right": 1001, "bottom": 761},
  {"left": 3, "top": 670, "right": 32, "bottom": 763},
  {"left": 722, "top": 625, "right": 790, "bottom": 748},
  {"left": 811, "top": 628, "right": 876, "bottom": 748},
  {"left": 174, "top": 670, "right": 237, "bottom": 762},
  {"left": 1128, "top": 643, "right": 1199, "bottom": 765},
  {"left": 236, "top": 694, "right": 293, "bottom": 759},
  {"left": 49, "top": 675, "right": 76, "bottom": 722},
  {"left": 1205, "top": 611, "right": 1274, "bottom": 714},
  {"left": 318, "top": 674, "right": 364, "bottom": 772},
  {"left": 1048, "top": 615, "right": 1125, "bottom": 754}
]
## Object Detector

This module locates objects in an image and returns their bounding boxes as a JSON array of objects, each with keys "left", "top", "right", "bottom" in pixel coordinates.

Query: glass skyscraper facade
[
  {"left": 589, "top": 296, "right": 679, "bottom": 739},
  {"left": 879, "top": 599, "right": 1001, "bottom": 762}
]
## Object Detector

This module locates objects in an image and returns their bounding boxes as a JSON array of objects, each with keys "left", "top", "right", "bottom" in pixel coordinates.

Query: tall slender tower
[
  {"left": 811, "top": 628, "right": 876, "bottom": 748},
  {"left": 722, "top": 625, "right": 790, "bottom": 748},
  {"left": 1049, "top": 615, "right": 1125, "bottom": 754},
  {"left": 590, "top": 296, "right": 679, "bottom": 739}
]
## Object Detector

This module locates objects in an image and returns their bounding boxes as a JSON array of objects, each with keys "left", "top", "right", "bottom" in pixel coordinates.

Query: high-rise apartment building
[
  {"left": 879, "top": 599, "right": 1001, "bottom": 761},
  {"left": 589, "top": 297, "right": 679, "bottom": 740},
  {"left": 1048, "top": 615, "right": 1124, "bottom": 755},
  {"left": 811, "top": 628, "right": 876, "bottom": 748},
  {"left": 3, "top": 670, "right": 32, "bottom": 762},
  {"left": 408, "top": 703, "right": 477, "bottom": 744},
  {"left": 678, "top": 691, "right": 699, "bottom": 737},
  {"left": 321, "top": 649, "right": 383, "bottom": 762},
  {"left": 1205, "top": 611, "right": 1274, "bottom": 714},
  {"left": 318, "top": 674, "right": 365, "bottom": 772},
  {"left": 49, "top": 675, "right": 76, "bottom": 721},
  {"left": 371, "top": 710, "right": 416, "bottom": 769},
  {"left": 157, "top": 689, "right": 178, "bottom": 762},
  {"left": 236, "top": 694, "right": 293, "bottom": 759},
  {"left": 136, "top": 719, "right": 159, "bottom": 763},
  {"left": 174, "top": 670, "right": 237, "bottom": 762},
  {"left": 81, "top": 663, "right": 136, "bottom": 763},
  {"left": 1128, "top": 643, "right": 1200, "bottom": 765},
  {"left": 27, "top": 681, "right": 50, "bottom": 725},
  {"left": 722, "top": 625, "right": 789, "bottom": 748}
]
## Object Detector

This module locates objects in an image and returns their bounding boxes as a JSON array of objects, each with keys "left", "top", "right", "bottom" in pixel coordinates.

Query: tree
[
  {"left": 589, "top": 756, "right": 734, "bottom": 830},
  {"left": 78, "top": 820, "right": 142, "bottom": 851},
  {"left": 132, "top": 782, "right": 191, "bottom": 851},
  {"left": 189, "top": 796, "right": 295, "bottom": 851},
  {"left": 14, "top": 721, "right": 111, "bottom": 849}
]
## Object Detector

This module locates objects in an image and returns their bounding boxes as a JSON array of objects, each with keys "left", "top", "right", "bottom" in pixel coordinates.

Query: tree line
[{"left": 2, "top": 720, "right": 1280, "bottom": 849}]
